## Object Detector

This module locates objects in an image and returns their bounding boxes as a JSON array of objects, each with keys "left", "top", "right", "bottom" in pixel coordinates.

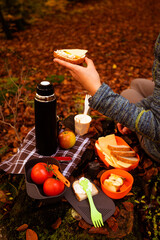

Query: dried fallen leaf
[
  {"left": 26, "top": 229, "right": 38, "bottom": 240},
  {"left": 94, "top": 124, "right": 103, "bottom": 134},
  {"left": 51, "top": 217, "right": 61, "bottom": 229},
  {"left": 106, "top": 216, "right": 118, "bottom": 232},
  {"left": 0, "top": 190, "right": 7, "bottom": 203},
  {"left": 119, "top": 208, "right": 127, "bottom": 219},
  {"left": 122, "top": 202, "right": 134, "bottom": 212},
  {"left": 78, "top": 219, "right": 91, "bottom": 229},
  {"left": 88, "top": 126, "right": 99, "bottom": 135},
  {"left": 93, "top": 179, "right": 101, "bottom": 187},
  {"left": 13, "top": 147, "right": 18, "bottom": 153},
  {"left": 88, "top": 226, "right": 109, "bottom": 235},
  {"left": 16, "top": 223, "right": 28, "bottom": 232},
  {"left": 142, "top": 158, "right": 153, "bottom": 169},
  {"left": 4, "top": 108, "right": 10, "bottom": 115},
  {"left": 8, "top": 128, "right": 15, "bottom": 135},
  {"left": 144, "top": 167, "right": 158, "bottom": 181},
  {"left": 112, "top": 64, "right": 117, "bottom": 69},
  {"left": 97, "top": 169, "right": 106, "bottom": 179},
  {"left": 126, "top": 192, "right": 134, "bottom": 196},
  {"left": 113, "top": 206, "right": 120, "bottom": 218},
  {"left": 20, "top": 125, "right": 29, "bottom": 135}
]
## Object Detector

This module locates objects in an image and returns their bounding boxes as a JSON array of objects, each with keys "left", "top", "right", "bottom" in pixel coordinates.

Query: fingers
[
  {"left": 117, "top": 123, "right": 131, "bottom": 135},
  {"left": 84, "top": 57, "right": 92, "bottom": 64},
  {"left": 85, "top": 57, "right": 95, "bottom": 68},
  {"left": 122, "top": 127, "right": 130, "bottom": 134},
  {"left": 54, "top": 57, "right": 94, "bottom": 70},
  {"left": 117, "top": 123, "right": 123, "bottom": 133},
  {"left": 123, "top": 127, "right": 132, "bottom": 134},
  {"left": 53, "top": 58, "right": 77, "bottom": 70}
]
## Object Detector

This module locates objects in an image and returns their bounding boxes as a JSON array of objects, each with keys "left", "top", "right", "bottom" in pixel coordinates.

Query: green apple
[{"left": 58, "top": 130, "right": 76, "bottom": 149}]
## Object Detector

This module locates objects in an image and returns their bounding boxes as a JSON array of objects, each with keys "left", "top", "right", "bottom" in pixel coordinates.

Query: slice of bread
[
  {"left": 54, "top": 49, "right": 88, "bottom": 64},
  {"left": 95, "top": 142, "right": 115, "bottom": 167},
  {"left": 72, "top": 179, "right": 98, "bottom": 201},
  {"left": 96, "top": 134, "right": 139, "bottom": 169},
  {"left": 116, "top": 161, "right": 132, "bottom": 168},
  {"left": 108, "top": 144, "right": 131, "bottom": 151},
  {"left": 110, "top": 155, "right": 123, "bottom": 168},
  {"left": 111, "top": 150, "right": 136, "bottom": 157},
  {"left": 115, "top": 155, "right": 139, "bottom": 164},
  {"left": 98, "top": 134, "right": 117, "bottom": 155}
]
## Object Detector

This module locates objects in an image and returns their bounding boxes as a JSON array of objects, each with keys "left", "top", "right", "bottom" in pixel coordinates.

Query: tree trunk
[{"left": 0, "top": 9, "right": 13, "bottom": 39}]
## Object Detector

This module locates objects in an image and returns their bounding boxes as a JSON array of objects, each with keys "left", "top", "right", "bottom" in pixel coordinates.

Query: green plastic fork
[{"left": 79, "top": 177, "right": 104, "bottom": 228}]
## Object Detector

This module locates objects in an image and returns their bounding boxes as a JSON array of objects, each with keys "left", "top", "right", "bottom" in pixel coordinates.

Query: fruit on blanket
[
  {"left": 103, "top": 173, "right": 124, "bottom": 192},
  {"left": 58, "top": 130, "right": 76, "bottom": 149},
  {"left": 31, "top": 162, "right": 53, "bottom": 184},
  {"left": 43, "top": 178, "right": 65, "bottom": 196}
]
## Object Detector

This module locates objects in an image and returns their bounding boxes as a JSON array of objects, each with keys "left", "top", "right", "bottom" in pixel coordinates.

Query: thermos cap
[{"left": 37, "top": 81, "right": 54, "bottom": 96}]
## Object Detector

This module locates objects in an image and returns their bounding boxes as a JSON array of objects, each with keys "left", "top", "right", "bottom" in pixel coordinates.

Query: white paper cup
[{"left": 74, "top": 114, "right": 92, "bottom": 136}]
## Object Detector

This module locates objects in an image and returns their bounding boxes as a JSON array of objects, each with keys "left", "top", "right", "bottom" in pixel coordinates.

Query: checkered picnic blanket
[{"left": 0, "top": 127, "right": 90, "bottom": 178}]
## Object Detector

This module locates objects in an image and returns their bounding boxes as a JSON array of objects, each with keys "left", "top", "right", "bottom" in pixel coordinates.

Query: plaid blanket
[{"left": 0, "top": 127, "right": 90, "bottom": 178}]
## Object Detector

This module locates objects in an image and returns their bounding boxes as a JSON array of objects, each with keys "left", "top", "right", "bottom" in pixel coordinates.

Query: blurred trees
[
  {"left": 0, "top": 0, "right": 81, "bottom": 39},
  {"left": 0, "top": 0, "right": 45, "bottom": 39}
]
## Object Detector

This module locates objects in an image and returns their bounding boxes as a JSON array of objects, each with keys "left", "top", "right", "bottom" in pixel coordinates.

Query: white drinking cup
[{"left": 74, "top": 114, "right": 92, "bottom": 136}]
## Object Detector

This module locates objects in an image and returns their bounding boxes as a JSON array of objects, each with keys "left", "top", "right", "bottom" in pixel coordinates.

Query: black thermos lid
[{"left": 36, "top": 81, "right": 54, "bottom": 96}]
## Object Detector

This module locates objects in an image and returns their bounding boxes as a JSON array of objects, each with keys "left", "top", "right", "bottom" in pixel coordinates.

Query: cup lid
[{"left": 37, "top": 81, "right": 54, "bottom": 96}]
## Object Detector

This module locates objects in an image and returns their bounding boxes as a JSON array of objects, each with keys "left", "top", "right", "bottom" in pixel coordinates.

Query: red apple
[{"left": 58, "top": 130, "right": 76, "bottom": 149}]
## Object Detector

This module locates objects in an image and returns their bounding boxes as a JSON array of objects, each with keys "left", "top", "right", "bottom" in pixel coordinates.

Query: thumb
[{"left": 85, "top": 57, "right": 95, "bottom": 68}]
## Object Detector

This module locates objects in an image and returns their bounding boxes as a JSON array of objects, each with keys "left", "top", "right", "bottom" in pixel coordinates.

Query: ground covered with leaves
[{"left": 0, "top": 0, "right": 160, "bottom": 239}]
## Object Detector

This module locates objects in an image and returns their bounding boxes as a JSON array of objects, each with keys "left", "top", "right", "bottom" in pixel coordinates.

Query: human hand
[
  {"left": 117, "top": 123, "right": 132, "bottom": 135},
  {"left": 54, "top": 57, "right": 101, "bottom": 96}
]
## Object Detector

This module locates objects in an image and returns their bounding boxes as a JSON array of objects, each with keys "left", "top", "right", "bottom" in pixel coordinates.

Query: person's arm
[
  {"left": 89, "top": 83, "right": 160, "bottom": 142},
  {"left": 135, "top": 95, "right": 154, "bottom": 109},
  {"left": 54, "top": 57, "right": 160, "bottom": 142}
]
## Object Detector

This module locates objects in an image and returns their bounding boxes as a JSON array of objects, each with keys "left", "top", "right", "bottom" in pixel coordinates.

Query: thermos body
[{"left": 34, "top": 81, "right": 57, "bottom": 155}]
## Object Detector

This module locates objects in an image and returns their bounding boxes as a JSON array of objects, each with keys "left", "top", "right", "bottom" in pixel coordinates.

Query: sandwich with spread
[{"left": 54, "top": 49, "right": 88, "bottom": 64}]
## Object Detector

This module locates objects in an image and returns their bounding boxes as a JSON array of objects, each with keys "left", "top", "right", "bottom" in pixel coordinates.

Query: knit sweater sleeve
[
  {"left": 89, "top": 83, "right": 160, "bottom": 142},
  {"left": 135, "top": 95, "right": 154, "bottom": 109}
]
